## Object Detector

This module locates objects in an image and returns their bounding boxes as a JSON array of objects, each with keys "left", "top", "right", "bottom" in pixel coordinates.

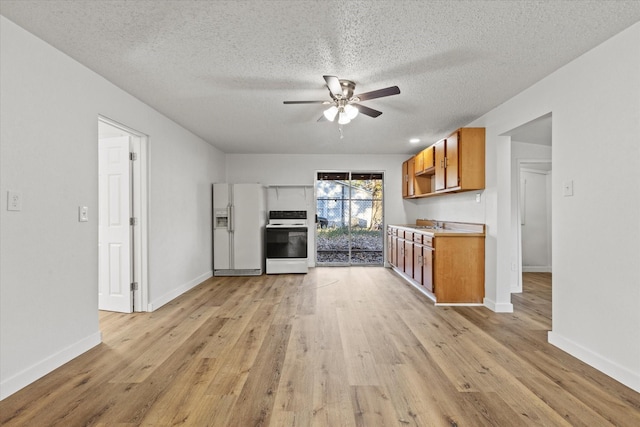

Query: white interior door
[{"left": 99, "top": 136, "right": 132, "bottom": 313}]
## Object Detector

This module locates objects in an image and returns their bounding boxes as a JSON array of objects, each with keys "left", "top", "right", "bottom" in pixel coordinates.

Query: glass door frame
[{"left": 314, "top": 170, "right": 385, "bottom": 266}]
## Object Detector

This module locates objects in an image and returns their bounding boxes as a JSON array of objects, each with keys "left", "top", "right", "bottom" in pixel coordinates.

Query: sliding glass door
[{"left": 315, "top": 172, "right": 384, "bottom": 266}]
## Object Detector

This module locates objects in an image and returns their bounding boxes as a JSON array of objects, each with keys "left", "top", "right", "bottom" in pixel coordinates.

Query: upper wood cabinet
[
  {"left": 415, "top": 146, "right": 435, "bottom": 175},
  {"left": 414, "top": 150, "right": 424, "bottom": 174},
  {"left": 404, "top": 127, "right": 485, "bottom": 199},
  {"left": 402, "top": 160, "right": 409, "bottom": 197},
  {"left": 402, "top": 157, "right": 416, "bottom": 197}
]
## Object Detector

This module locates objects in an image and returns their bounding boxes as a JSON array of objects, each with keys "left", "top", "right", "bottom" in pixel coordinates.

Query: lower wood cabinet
[
  {"left": 404, "top": 232, "right": 413, "bottom": 278},
  {"left": 387, "top": 228, "right": 397, "bottom": 267},
  {"left": 413, "top": 234, "right": 434, "bottom": 293},
  {"left": 387, "top": 225, "right": 484, "bottom": 304}
]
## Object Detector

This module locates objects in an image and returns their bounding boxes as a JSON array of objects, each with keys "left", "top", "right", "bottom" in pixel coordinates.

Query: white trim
[
  {"left": 483, "top": 297, "right": 514, "bottom": 313},
  {"left": 148, "top": 271, "right": 212, "bottom": 312},
  {"left": 522, "top": 266, "right": 552, "bottom": 272},
  {"left": 0, "top": 332, "right": 102, "bottom": 400},
  {"left": 435, "top": 302, "right": 484, "bottom": 307},
  {"left": 548, "top": 331, "right": 640, "bottom": 393}
]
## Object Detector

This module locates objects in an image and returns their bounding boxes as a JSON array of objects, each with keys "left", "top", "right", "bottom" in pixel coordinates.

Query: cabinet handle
[
  {"left": 440, "top": 159, "right": 444, "bottom": 169},
  {"left": 444, "top": 157, "right": 448, "bottom": 168}
]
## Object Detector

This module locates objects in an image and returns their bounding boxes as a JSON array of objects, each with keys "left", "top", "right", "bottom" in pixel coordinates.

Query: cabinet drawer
[
  {"left": 405, "top": 231, "right": 413, "bottom": 240},
  {"left": 423, "top": 236, "right": 433, "bottom": 247},
  {"left": 413, "top": 233, "right": 423, "bottom": 244}
]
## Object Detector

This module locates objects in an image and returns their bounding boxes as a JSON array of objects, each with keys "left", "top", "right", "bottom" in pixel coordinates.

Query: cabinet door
[
  {"left": 404, "top": 239, "right": 413, "bottom": 277},
  {"left": 407, "top": 158, "right": 415, "bottom": 196},
  {"left": 391, "top": 233, "right": 398, "bottom": 267},
  {"left": 415, "top": 150, "right": 424, "bottom": 173},
  {"left": 434, "top": 139, "right": 446, "bottom": 191},
  {"left": 423, "top": 246, "right": 434, "bottom": 292},
  {"left": 423, "top": 146, "right": 435, "bottom": 171},
  {"left": 413, "top": 244, "right": 423, "bottom": 285},
  {"left": 445, "top": 132, "right": 459, "bottom": 189},
  {"left": 398, "top": 238, "right": 405, "bottom": 271},
  {"left": 402, "top": 160, "right": 408, "bottom": 197}
]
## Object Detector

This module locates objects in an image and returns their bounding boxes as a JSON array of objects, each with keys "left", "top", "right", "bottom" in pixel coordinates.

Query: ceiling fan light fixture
[
  {"left": 344, "top": 104, "right": 359, "bottom": 120},
  {"left": 338, "top": 110, "right": 351, "bottom": 125},
  {"left": 323, "top": 105, "right": 339, "bottom": 121}
]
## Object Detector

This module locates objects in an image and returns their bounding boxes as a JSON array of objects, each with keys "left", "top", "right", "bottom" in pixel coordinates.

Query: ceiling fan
[{"left": 283, "top": 75, "right": 400, "bottom": 125}]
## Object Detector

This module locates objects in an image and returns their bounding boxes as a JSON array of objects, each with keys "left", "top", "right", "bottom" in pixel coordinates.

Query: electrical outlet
[
  {"left": 475, "top": 193, "right": 481, "bottom": 203},
  {"left": 79, "top": 206, "right": 89, "bottom": 222},
  {"left": 7, "top": 190, "right": 22, "bottom": 211}
]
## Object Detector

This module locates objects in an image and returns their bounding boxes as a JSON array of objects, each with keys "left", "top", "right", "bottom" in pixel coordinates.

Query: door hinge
[
  {"left": 130, "top": 217, "right": 138, "bottom": 226},
  {"left": 130, "top": 152, "right": 137, "bottom": 161},
  {"left": 131, "top": 282, "right": 138, "bottom": 291}
]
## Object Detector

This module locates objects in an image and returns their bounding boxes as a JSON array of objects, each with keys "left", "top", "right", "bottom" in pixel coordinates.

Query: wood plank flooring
[{"left": 1, "top": 269, "right": 639, "bottom": 426}]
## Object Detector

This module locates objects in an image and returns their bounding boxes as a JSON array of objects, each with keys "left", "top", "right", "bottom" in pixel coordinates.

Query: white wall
[
  {"left": 0, "top": 16, "right": 225, "bottom": 399},
  {"left": 422, "top": 23, "right": 640, "bottom": 391}
]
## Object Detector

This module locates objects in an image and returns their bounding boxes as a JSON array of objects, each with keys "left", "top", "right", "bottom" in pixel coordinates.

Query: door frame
[
  {"left": 314, "top": 170, "right": 385, "bottom": 266},
  {"left": 98, "top": 115, "right": 149, "bottom": 312},
  {"left": 515, "top": 159, "right": 552, "bottom": 292}
]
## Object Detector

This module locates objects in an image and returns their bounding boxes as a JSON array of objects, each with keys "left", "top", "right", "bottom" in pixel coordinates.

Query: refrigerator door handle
[{"left": 228, "top": 205, "right": 234, "bottom": 232}]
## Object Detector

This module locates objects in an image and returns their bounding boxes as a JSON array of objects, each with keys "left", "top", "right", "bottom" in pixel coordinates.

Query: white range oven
[{"left": 265, "top": 210, "right": 308, "bottom": 274}]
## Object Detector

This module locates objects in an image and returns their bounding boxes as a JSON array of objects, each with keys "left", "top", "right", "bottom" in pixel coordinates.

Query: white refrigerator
[{"left": 212, "top": 183, "right": 266, "bottom": 276}]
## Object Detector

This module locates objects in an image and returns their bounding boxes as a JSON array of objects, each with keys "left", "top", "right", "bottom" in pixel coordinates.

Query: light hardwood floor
[{"left": 1, "top": 269, "right": 639, "bottom": 426}]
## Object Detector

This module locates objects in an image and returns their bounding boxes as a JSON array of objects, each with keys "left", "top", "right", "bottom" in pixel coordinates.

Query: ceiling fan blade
[
  {"left": 317, "top": 114, "right": 328, "bottom": 122},
  {"left": 283, "top": 100, "right": 328, "bottom": 104},
  {"left": 323, "top": 75, "right": 343, "bottom": 98},
  {"left": 355, "top": 104, "right": 383, "bottom": 118},
  {"left": 355, "top": 86, "right": 400, "bottom": 101}
]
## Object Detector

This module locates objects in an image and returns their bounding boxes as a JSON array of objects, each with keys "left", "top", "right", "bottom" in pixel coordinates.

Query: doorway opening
[
  {"left": 315, "top": 171, "right": 384, "bottom": 266},
  {"left": 98, "top": 117, "right": 148, "bottom": 312},
  {"left": 503, "top": 112, "right": 552, "bottom": 316}
]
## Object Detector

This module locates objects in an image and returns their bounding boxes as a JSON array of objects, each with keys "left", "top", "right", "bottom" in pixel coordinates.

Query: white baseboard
[
  {"left": 483, "top": 297, "right": 514, "bottom": 313},
  {"left": 148, "top": 270, "right": 212, "bottom": 312},
  {"left": 548, "top": 331, "right": 640, "bottom": 393},
  {"left": 522, "top": 266, "right": 552, "bottom": 272},
  {"left": 0, "top": 331, "right": 102, "bottom": 401}
]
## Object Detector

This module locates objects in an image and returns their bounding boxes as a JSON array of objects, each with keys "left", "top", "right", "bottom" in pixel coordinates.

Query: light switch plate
[
  {"left": 562, "top": 180, "right": 574, "bottom": 197},
  {"left": 79, "top": 206, "right": 89, "bottom": 222},
  {"left": 7, "top": 190, "right": 22, "bottom": 211}
]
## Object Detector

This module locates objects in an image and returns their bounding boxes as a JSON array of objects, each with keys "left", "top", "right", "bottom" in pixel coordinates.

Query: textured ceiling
[{"left": 1, "top": 1, "right": 639, "bottom": 154}]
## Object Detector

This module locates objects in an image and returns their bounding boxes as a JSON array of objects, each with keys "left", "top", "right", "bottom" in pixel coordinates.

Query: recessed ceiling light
[{"left": 409, "top": 138, "right": 420, "bottom": 144}]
